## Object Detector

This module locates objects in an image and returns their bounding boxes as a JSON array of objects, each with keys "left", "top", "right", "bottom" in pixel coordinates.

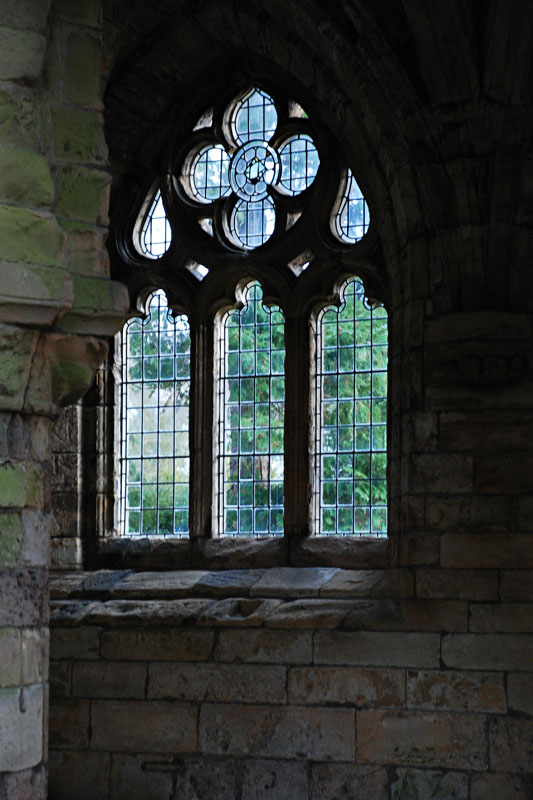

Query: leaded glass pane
[
  {"left": 231, "top": 88, "right": 278, "bottom": 144},
  {"left": 217, "top": 281, "right": 285, "bottom": 536},
  {"left": 333, "top": 169, "right": 370, "bottom": 243},
  {"left": 314, "top": 278, "right": 387, "bottom": 536},
  {"left": 139, "top": 190, "right": 172, "bottom": 257},
  {"left": 121, "top": 290, "right": 190, "bottom": 536},
  {"left": 229, "top": 197, "right": 276, "bottom": 249},
  {"left": 189, "top": 144, "right": 231, "bottom": 202},
  {"left": 278, "top": 134, "right": 320, "bottom": 195}
]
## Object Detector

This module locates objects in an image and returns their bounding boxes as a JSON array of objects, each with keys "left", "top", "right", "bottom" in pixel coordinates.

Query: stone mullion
[
  {"left": 189, "top": 320, "right": 214, "bottom": 541},
  {"left": 283, "top": 315, "right": 311, "bottom": 540}
]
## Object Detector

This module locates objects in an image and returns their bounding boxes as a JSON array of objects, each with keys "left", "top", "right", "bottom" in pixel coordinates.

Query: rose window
[{"left": 180, "top": 88, "right": 320, "bottom": 250}]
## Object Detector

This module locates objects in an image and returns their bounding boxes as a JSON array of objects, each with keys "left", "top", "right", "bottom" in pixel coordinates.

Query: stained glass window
[
  {"left": 120, "top": 290, "right": 190, "bottom": 536},
  {"left": 216, "top": 282, "right": 285, "bottom": 536},
  {"left": 138, "top": 190, "right": 172, "bottom": 257},
  {"left": 314, "top": 278, "right": 387, "bottom": 536}
]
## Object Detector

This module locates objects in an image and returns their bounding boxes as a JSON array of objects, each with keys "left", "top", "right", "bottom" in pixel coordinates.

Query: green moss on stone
[
  {"left": 0, "top": 325, "right": 38, "bottom": 406},
  {"left": 0, "top": 144, "right": 53, "bottom": 207},
  {"left": 56, "top": 165, "right": 110, "bottom": 224},
  {"left": 51, "top": 0, "right": 102, "bottom": 26},
  {"left": 0, "top": 463, "right": 42, "bottom": 509},
  {"left": 0, "top": 27, "right": 47, "bottom": 82},
  {"left": 61, "top": 221, "right": 107, "bottom": 276},
  {"left": 0, "top": 513, "right": 22, "bottom": 567},
  {"left": 64, "top": 30, "right": 102, "bottom": 108},
  {"left": 0, "top": 205, "right": 65, "bottom": 266},
  {"left": 52, "top": 107, "right": 102, "bottom": 162}
]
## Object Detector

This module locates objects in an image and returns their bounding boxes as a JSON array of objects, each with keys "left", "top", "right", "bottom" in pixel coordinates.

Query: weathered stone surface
[
  {"left": 57, "top": 275, "right": 129, "bottom": 336},
  {"left": 215, "top": 629, "right": 312, "bottom": 664},
  {"left": 0, "top": 763, "right": 46, "bottom": 800},
  {"left": 0, "top": 685, "right": 43, "bottom": 770},
  {"left": 193, "top": 569, "right": 264, "bottom": 596},
  {"left": 72, "top": 660, "right": 146, "bottom": 699},
  {"left": 320, "top": 569, "right": 414, "bottom": 598},
  {"left": 0, "top": 205, "right": 65, "bottom": 267},
  {"left": 289, "top": 666, "right": 404, "bottom": 707},
  {"left": 173, "top": 756, "right": 239, "bottom": 800},
  {"left": 0, "top": 27, "right": 46, "bottom": 81},
  {"left": 199, "top": 703, "right": 355, "bottom": 761},
  {"left": 0, "top": 568, "right": 45, "bottom": 626},
  {"left": 357, "top": 710, "right": 487, "bottom": 769},
  {"left": 508, "top": 673, "right": 533, "bottom": 715},
  {"left": 470, "top": 773, "right": 533, "bottom": 800},
  {"left": 249, "top": 567, "right": 339, "bottom": 597},
  {"left": 342, "top": 599, "right": 467, "bottom": 632},
  {"left": 52, "top": 107, "right": 103, "bottom": 162},
  {"left": 0, "top": 463, "right": 42, "bottom": 508},
  {"left": 48, "top": 698, "right": 90, "bottom": 749},
  {"left": 241, "top": 759, "right": 309, "bottom": 800},
  {"left": 109, "top": 570, "right": 207, "bottom": 598},
  {"left": 0, "top": 1, "right": 50, "bottom": 30},
  {"left": 441, "top": 533, "right": 533, "bottom": 568},
  {"left": 411, "top": 454, "right": 473, "bottom": 493},
  {"left": 310, "top": 763, "right": 388, "bottom": 800},
  {"left": 425, "top": 496, "right": 509, "bottom": 531},
  {"left": 100, "top": 628, "right": 213, "bottom": 661},
  {"left": 500, "top": 570, "right": 533, "bottom": 601},
  {"left": 291, "top": 535, "right": 389, "bottom": 569},
  {"left": 0, "top": 512, "right": 22, "bottom": 567},
  {"left": 50, "top": 627, "right": 101, "bottom": 661},
  {"left": 391, "top": 768, "right": 468, "bottom": 800},
  {"left": 64, "top": 30, "right": 103, "bottom": 108},
  {"left": 314, "top": 631, "right": 440, "bottom": 668},
  {"left": 442, "top": 634, "right": 533, "bottom": 671},
  {"left": 56, "top": 165, "right": 110, "bottom": 223},
  {"left": 476, "top": 454, "right": 533, "bottom": 493},
  {"left": 62, "top": 222, "right": 109, "bottom": 277},
  {"left": 416, "top": 568, "right": 498, "bottom": 600},
  {"left": 21, "top": 626, "right": 48, "bottom": 683},
  {"left": 197, "top": 597, "right": 281, "bottom": 626},
  {"left": 50, "top": 572, "right": 88, "bottom": 599},
  {"left": 489, "top": 717, "right": 533, "bottom": 772},
  {"left": 108, "top": 754, "right": 174, "bottom": 800},
  {"left": 406, "top": 669, "right": 505, "bottom": 712},
  {"left": 91, "top": 700, "right": 197, "bottom": 752},
  {"left": 48, "top": 750, "right": 110, "bottom": 800},
  {"left": 0, "top": 145, "right": 53, "bottom": 207},
  {"left": 148, "top": 662, "right": 286, "bottom": 704},
  {"left": 0, "top": 628, "right": 21, "bottom": 687},
  {"left": 48, "top": 660, "right": 71, "bottom": 698},
  {"left": 264, "top": 599, "right": 356, "bottom": 628},
  {"left": 86, "top": 598, "right": 214, "bottom": 626}
]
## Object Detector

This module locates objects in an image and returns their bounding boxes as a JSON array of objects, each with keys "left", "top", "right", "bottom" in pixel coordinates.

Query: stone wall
[{"left": 48, "top": 568, "right": 533, "bottom": 799}]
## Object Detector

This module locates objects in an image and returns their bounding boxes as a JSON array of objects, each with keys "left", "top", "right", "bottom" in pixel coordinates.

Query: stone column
[{"left": 0, "top": 1, "right": 128, "bottom": 795}]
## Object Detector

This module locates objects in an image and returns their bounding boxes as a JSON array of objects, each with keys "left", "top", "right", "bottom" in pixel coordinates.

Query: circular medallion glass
[{"left": 229, "top": 141, "right": 280, "bottom": 201}]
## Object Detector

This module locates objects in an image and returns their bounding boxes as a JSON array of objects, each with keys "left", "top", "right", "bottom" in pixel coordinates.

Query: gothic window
[{"left": 110, "top": 84, "right": 387, "bottom": 554}]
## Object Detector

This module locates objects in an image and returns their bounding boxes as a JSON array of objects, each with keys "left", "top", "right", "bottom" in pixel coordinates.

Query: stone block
[
  {"left": 320, "top": 569, "right": 414, "bottom": 598},
  {"left": 310, "top": 763, "right": 388, "bottom": 800},
  {"left": 199, "top": 703, "right": 355, "bottom": 761},
  {"left": 442, "top": 634, "right": 533, "bottom": 671},
  {"left": 109, "top": 754, "right": 174, "bottom": 800},
  {"left": 51, "top": 0, "right": 102, "bottom": 24},
  {"left": 357, "top": 710, "right": 487, "bottom": 769},
  {"left": 0, "top": 685, "right": 43, "bottom": 771},
  {"left": 0, "top": 27, "right": 46, "bottom": 81},
  {"left": 391, "top": 768, "right": 468, "bottom": 800},
  {"left": 397, "top": 532, "right": 440, "bottom": 566},
  {"left": 0, "top": 0, "right": 50, "bottom": 30},
  {"left": 500, "top": 570, "right": 533, "bottom": 601},
  {"left": 314, "top": 631, "right": 440, "bottom": 668},
  {"left": 100, "top": 628, "right": 214, "bottom": 661},
  {"left": 241, "top": 759, "right": 309, "bottom": 800},
  {"left": 64, "top": 30, "right": 103, "bottom": 108},
  {"left": 475, "top": 454, "right": 533, "bottom": 493},
  {"left": 109, "top": 569, "right": 207, "bottom": 598},
  {"left": 0, "top": 144, "right": 53, "bottom": 207},
  {"left": 0, "top": 205, "right": 65, "bottom": 267},
  {"left": 470, "top": 602, "right": 533, "bottom": 633},
  {"left": 56, "top": 165, "right": 110, "bottom": 224},
  {"left": 489, "top": 716, "right": 533, "bottom": 772},
  {"left": 249, "top": 567, "right": 339, "bottom": 597},
  {"left": 0, "top": 463, "right": 42, "bottom": 508},
  {"left": 48, "top": 750, "right": 110, "bottom": 800},
  {"left": 21, "top": 626, "right": 48, "bottom": 684},
  {"left": 0, "top": 512, "right": 22, "bottom": 567},
  {"left": 48, "top": 698, "right": 90, "bottom": 749},
  {"left": 0, "top": 627, "right": 21, "bottom": 687},
  {"left": 470, "top": 773, "right": 533, "bottom": 800},
  {"left": 173, "top": 756, "right": 239, "bottom": 800},
  {"left": 51, "top": 453, "right": 78, "bottom": 492},
  {"left": 215, "top": 629, "right": 312, "bottom": 664},
  {"left": 410, "top": 454, "right": 473, "bottom": 493},
  {"left": 72, "top": 660, "right": 147, "bottom": 699},
  {"left": 508, "top": 673, "right": 533, "bottom": 715},
  {"left": 62, "top": 221, "right": 109, "bottom": 276},
  {"left": 194, "top": 568, "right": 265, "bottom": 596},
  {"left": 86, "top": 597, "right": 213, "bottom": 627},
  {"left": 48, "top": 660, "right": 71, "bottom": 698},
  {"left": 406, "top": 669, "right": 505, "bottom": 712},
  {"left": 148, "top": 662, "right": 286, "bottom": 704},
  {"left": 342, "top": 599, "right": 467, "bottom": 633},
  {"left": 198, "top": 597, "right": 281, "bottom": 627},
  {"left": 58, "top": 275, "right": 129, "bottom": 336},
  {"left": 50, "top": 627, "right": 101, "bottom": 660},
  {"left": 91, "top": 700, "right": 197, "bottom": 752},
  {"left": 0, "top": 763, "right": 46, "bottom": 800},
  {"left": 52, "top": 107, "right": 104, "bottom": 163},
  {"left": 51, "top": 537, "right": 82, "bottom": 570},
  {"left": 425, "top": 496, "right": 508, "bottom": 531},
  {"left": 288, "top": 666, "right": 404, "bottom": 707},
  {"left": 0, "top": 568, "right": 45, "bottom": 626},
  {"left": 416, "top": 568, "right": 498, "bottom": 600},
  {"left": 441, "top": 533, "right": 533, "bottom": 568},
  {"left": 264, "top": 599, "right": 356, "bottom": 628}
]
